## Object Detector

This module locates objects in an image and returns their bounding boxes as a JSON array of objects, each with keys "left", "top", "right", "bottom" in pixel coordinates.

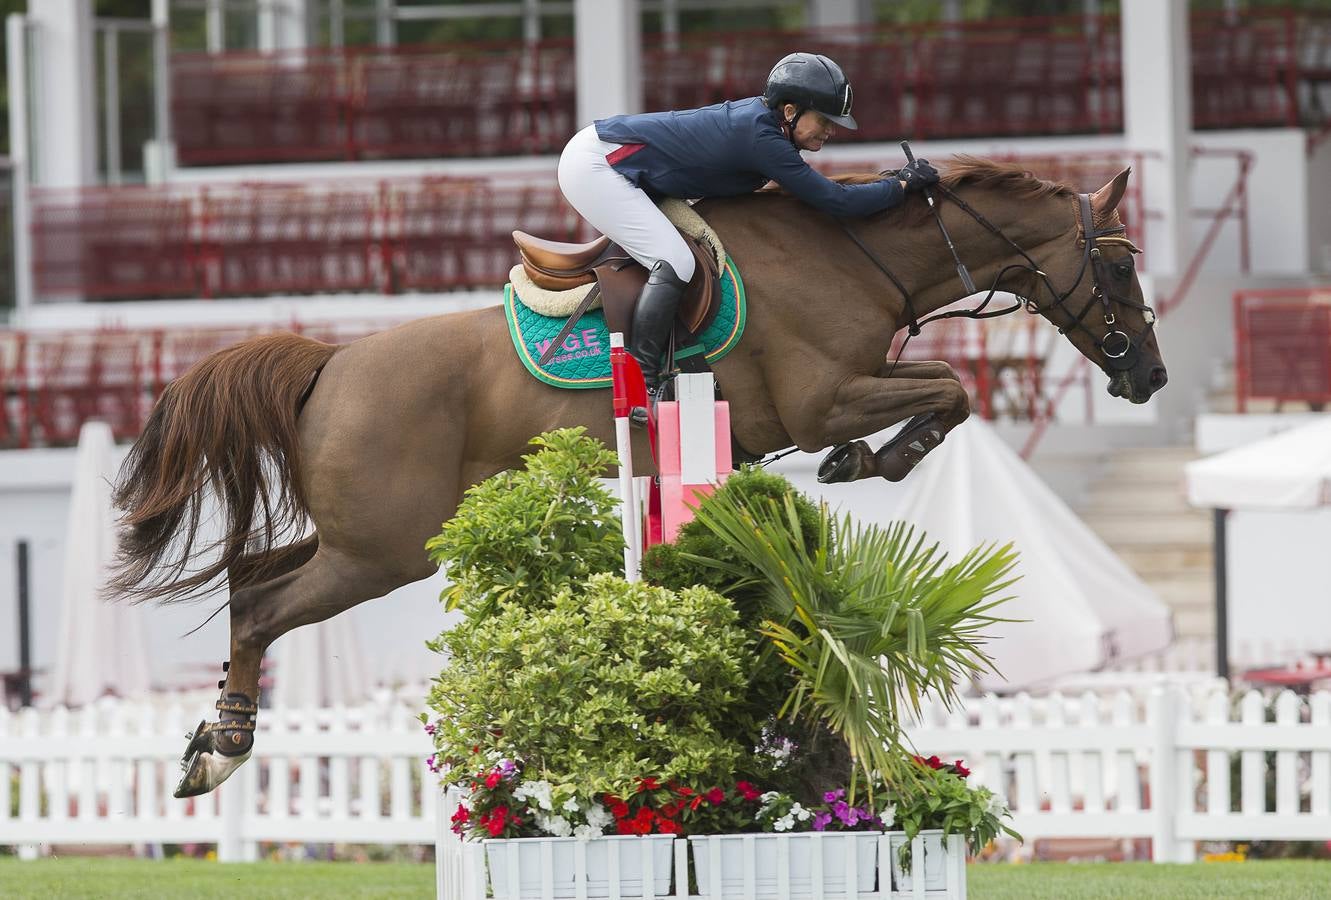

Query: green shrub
[
  {"left": 425, "top": 573, "right": 756, "bottom": 795},
  {"left": 425, "top": 427, "right": 623, "bottom": 622}
]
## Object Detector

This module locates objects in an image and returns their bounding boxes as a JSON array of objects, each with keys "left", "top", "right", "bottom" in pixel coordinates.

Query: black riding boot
[{"left": 629, "top": 259, "right": 689, "bottom": 392}]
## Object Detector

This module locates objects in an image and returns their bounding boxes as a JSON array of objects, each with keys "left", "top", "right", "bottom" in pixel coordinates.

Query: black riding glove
[{"left": 899, "top": 158, "right": 940, "bottom": 193}]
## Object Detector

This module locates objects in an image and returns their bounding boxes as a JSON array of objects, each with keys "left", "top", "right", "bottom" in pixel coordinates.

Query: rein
[{"left": 837, "top": 178, "right": 1158, "bottom": 377}]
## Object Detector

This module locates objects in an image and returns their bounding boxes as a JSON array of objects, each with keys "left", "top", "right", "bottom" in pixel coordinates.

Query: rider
[{"left": 556, "top": 51, "right": 941, "bottom": 391}]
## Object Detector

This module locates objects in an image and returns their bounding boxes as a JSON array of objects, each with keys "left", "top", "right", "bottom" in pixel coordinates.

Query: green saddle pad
[{"left": 504, "top": 255, "right": 746, "bottom": 389}]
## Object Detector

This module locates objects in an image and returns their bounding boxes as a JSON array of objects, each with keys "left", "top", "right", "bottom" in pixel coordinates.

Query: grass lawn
[{"left": 1, "top": 857, "right": 1329, "bottom": 899}]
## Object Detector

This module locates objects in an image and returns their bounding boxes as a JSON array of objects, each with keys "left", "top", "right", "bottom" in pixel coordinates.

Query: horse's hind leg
[{"left": 174, "top": 544, "right": 425, "bottom": 798}]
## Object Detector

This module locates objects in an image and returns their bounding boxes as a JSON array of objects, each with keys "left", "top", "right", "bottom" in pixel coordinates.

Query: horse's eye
[{"left": 1112, "top": 262, "right": 1133, "bottom": 280}]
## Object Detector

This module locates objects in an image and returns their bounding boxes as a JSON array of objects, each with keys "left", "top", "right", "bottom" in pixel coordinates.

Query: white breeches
[{"left": 556, "top": 124, "right": 697, "bottom": 283}]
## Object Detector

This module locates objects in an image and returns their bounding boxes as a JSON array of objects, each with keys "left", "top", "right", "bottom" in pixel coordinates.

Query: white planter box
[
  {"left": 689, "top": 832, "right": 882, "bottom": 898},
  {"left": 483, "top": 834, "right": 675, "bottom": 899},
  {"left": 887, "top": 831, "right": 949, "bottom": 894}
]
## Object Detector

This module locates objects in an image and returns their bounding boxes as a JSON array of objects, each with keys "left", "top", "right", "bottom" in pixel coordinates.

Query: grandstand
[{"left": 2, "top": 0, "right": 1330, "bottom": 697}]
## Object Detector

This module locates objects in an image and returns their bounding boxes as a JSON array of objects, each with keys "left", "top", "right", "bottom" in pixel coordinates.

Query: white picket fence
[
  {"left": 906, "top": 686, "right": 1331, "bottom": 861},
  {"left": 0, "top": 688, "right": 437, "bottom": 861},
  {"left": 3, "top": 686, "right": 1329, "bottom": 869}
]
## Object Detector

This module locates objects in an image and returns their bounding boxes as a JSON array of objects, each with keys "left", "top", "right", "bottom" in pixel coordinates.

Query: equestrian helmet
[{"left": 763, "top": 52, "right": 858, "bottom": 129}]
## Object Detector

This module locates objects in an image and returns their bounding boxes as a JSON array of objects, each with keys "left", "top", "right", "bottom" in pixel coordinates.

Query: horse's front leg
[{"left": 814, "top": 367, "right": 970, "bottom": 484}]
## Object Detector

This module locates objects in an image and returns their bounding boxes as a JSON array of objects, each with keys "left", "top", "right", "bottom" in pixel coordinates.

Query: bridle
[{"left": 838, "top": 181, "right": 1159, "bottom": 375}]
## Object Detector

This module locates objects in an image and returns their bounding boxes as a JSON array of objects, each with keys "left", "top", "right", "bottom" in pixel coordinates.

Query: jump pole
[{"left": 609, "top": 333, "right": 643, "bottom": 580}]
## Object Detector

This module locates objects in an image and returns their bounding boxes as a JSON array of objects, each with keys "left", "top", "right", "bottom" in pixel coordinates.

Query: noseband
[{"left": 838, "top": 183, "right": 1158, "bottom": 373}]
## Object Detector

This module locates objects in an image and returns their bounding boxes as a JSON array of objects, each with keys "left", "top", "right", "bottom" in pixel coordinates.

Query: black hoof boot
[{"left": 876, "top": 414, "right": 946, "bottom": 482}]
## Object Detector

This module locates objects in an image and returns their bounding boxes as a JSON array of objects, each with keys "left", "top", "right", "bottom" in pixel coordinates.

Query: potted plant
[
  {"left": 426, "top": 430, "right": 1021, "bottom": 899},
  {"left": 881, "top": 755, "right": 1020, "bottom": 892}
]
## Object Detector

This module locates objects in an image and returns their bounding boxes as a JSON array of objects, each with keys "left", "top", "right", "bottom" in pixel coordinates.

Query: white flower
[
  {"left": 562, "top": 796, "right": 581, "bottom": 814},
  {"left": 514, "top": 780, "right": 554, "bottom": 811},
  {"left": 584, "top": 802, "right": 613, "bottom": 831},
  {"left": 759, "top": 791, "right": 781, "bottom": 804},
  {"left": 774, "top": 815, "right": 794, "bottom": 832},
  {"left": 878, "top": 803, "right": 897, "bottom": 828},
  {"left": 790, "top": 802, "right": 810, "bottom": 822},
  {"left": 573, "top": 823, "right": 603, "bottom": 841},
  {"left": 536, "top": 812, "right": 572, "bottom": 838},
  {"left": 985, "top": 793, "right": 1009, "bottom": 817}
]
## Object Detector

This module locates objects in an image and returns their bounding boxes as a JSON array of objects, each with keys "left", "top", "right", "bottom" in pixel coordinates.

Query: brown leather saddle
[{"left": 512, "top": 228, "right": 722, "bottom": 365}]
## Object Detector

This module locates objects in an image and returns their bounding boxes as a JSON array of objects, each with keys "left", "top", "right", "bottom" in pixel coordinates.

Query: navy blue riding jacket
[{"left": 595, "top": 96, "right": 901, "bottom": 218}]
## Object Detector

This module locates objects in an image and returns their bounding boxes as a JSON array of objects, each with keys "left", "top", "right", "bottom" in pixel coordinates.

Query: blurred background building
[{"left": 1, "top": 0, "right": 1329, "bottom": 704}]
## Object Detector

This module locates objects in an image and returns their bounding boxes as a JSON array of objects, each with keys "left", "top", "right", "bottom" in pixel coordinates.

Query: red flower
[
  {"left": 688, "top": 796, "right": 703, "bottom": 811},
  {"left": 616, "top": 819, "right": 636, "bottom": 835},
  {"left": 660, "top": 801, "right": 680, "bottom": 818},
  {"left": 735, "top": 781, "right": 760, "bottom": 802},
  {"left": 471, "top": 745, "right": 480, "bottom": 754},
  {"left": 636, "top": 776, "right": 661, "bottom": 793},
  {"left": 925, "top": 755, "right": 944, "bottom": 770},
  {"left": 631, "top": 817, "right": 654, "bottom": 835},
  {"left": 484, "top": 808, "right": 508, "bottom": 837},
  {"left": 485, "top": 770, "right": 503, "bottom": 789},
  {"left": 610, "top": 801, "right": 630, "bottom": 820},
  {"left": 675, "top": 787, "right": 695, "bottom": 797},
  {"left": 634, "top": 807, "right": 656, "bottom": 824},
  {"left": 451, "top": 805, "right": 471, "bottom": 825},
  {"left": 657, "top": 818, "right": 683, "bottom": 835},
  {"left": 952, "top": 760, "right": 971, "bottom": 777},
  {"left": 705, "top": 787, "right": 725, "bottom": 806}
]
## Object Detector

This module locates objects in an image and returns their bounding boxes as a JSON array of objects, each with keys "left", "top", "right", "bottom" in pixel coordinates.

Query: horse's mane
[{"left": 769, "top": 154, "right": 1077, "bottom": 226}]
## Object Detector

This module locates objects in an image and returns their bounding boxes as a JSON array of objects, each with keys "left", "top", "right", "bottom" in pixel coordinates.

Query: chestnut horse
[{"left": 109, "top": 157, "right": 1166, "bottom": 797}]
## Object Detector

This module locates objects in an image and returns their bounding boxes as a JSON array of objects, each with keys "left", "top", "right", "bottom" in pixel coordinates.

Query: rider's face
[{"left": 783, "top": 105, "right": 835, "bottom": 152}]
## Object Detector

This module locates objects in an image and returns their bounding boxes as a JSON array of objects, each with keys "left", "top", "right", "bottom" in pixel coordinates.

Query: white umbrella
[
  {"left": 48, "top": 421, "right": 152, "bottom": 707},
  {"left": 1184, "top": 416, "right": 1331, "bottom": 675},
  {"left": 1186, "top": 417, "right": 1331, "bottom": 510},
  {"left": 267, "top": 617, "right": 371, "bottom": 708}
]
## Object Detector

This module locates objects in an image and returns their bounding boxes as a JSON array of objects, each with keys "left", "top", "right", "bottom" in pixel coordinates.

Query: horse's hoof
[
  {"left": 818, "top": 440, "right": 876, "bottom": 483},
  {"left": 173, "top": 721, "right": 252, "bottom": 798},
  {"left": 174, "top": 745, "right": 251, "bottom": 799},
  {"left": 877, "top": 414, "right": 945, "bottom": 482}
]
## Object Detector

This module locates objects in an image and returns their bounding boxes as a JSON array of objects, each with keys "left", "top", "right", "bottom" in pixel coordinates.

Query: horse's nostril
[{"left": 1149, "top": 366, "right": 1168, "bottom": 390}]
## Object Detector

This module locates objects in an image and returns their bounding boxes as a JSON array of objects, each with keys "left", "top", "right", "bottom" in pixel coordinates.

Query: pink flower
[{"left": 424, "top": 722, "right": 437, "bottom": 736}]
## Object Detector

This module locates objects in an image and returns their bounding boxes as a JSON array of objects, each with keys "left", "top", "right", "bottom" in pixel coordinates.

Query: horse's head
[{"left": 1026, "top": 169, "right": 1167, "bottom": 404}]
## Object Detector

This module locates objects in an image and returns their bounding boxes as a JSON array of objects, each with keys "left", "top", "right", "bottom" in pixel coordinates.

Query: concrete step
[
  {"left": 1081, "top": 484, "right": 1195, "bottom": 513},
  {"left": 1115, "top": 544, "right": 1214, "bottom": 575},
  {"left": 1083, "top": 511, "right": 1212, "bottom": 545},
  {"left": 1099, "top": 447, "right": 1200, "bottom": 485},
  {"left": 1171, "top": 604, "right": 1215, "bottom": 640},
  {"left": 1143, "top": 572, "right": 1213, "bottom": 610}
]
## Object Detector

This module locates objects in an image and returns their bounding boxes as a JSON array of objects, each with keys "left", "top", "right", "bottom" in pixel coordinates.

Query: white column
[
  {"left": 27, "top": 0, "right": 97, "bottom": 188},
  {"left": 1122, "top": 0, "right": 1192, "bottom": 276},
  {"left": 575, "top": 0, "right": 641, "bottom": 128},
  {"left": 7, "top": 14, "right": 33, "bottom": 314},
  {"left": 259, "top": 0, "right": 310, "bottom": 51},
  {"left": 808, "top": 0, "right": 864, "bottom": 29},
  {"left": 146, "top": 0, "right": 176, "bottom": 184}
]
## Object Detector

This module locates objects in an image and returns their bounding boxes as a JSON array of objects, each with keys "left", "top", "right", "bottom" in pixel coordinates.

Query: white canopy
[
  {"left": 49, "top": 421, "right": 152, "bottom": 707},
  {"left": 1185, "top": 417, "right": 1331, "bottom": 510},
  {"left": 777, "top": 417, "right": 1173, "bottom": 690}
]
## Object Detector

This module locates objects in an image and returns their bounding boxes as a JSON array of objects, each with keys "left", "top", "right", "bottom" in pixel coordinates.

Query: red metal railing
[
  {"left": 1233, "top": 289, "right": 1331, "bottom": 412},
  {"left": 0, "top": 321, "right": 410, "bottom": 449},
  {"left": 168, "top": 11, "right": 1331, "bottom": 166},
  {"left": 30, "top": 175, "right": 587, "bottom": 301}
]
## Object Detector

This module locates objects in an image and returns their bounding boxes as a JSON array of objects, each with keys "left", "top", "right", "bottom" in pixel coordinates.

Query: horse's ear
[{"left": 1090, "top": 168, "right": 1131, "bottom": 217}]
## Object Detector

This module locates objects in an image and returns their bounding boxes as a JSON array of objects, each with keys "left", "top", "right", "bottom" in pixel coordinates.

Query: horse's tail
[{"left": 109, "top": 333, "right": 339, "bottom": 605}]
